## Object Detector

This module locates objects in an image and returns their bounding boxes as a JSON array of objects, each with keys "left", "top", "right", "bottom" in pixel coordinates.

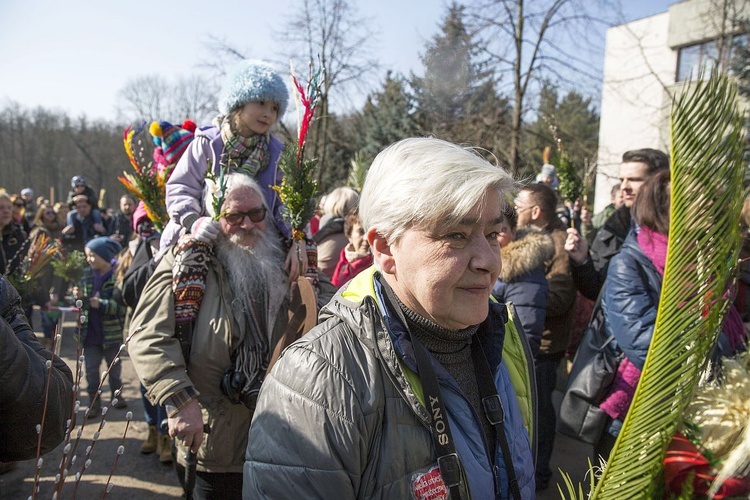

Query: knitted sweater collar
[{"left": 392, "top": 290, "right": 478, "bottom": 361}]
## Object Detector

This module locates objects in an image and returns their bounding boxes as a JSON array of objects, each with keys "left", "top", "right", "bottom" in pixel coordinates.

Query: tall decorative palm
[{"left": 590, "top": 72, "right": 746, "bottom": 497}]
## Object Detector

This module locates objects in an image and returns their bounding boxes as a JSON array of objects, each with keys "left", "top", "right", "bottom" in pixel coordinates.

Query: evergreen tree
[
  {"left": 411, "top": 1, "right": 509, "bottom": 154},
  {"left": 523, "top": 81, "right": 599, "bottom": 185},
  {"left": 357, "top": 71, "right": 419, "bottom": 163},
  {"left": 316, "top": 113, "right": 360, "bottom": 193}
]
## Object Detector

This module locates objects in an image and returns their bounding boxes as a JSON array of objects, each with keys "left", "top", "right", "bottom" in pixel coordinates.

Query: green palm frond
[{"left": 594, "top": 71, "right": 746, "bottom": 497}]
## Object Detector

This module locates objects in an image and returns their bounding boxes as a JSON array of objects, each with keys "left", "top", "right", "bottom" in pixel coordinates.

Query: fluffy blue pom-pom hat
[{"left": 218, "top": 59, "right": 289, "bottom": 117}]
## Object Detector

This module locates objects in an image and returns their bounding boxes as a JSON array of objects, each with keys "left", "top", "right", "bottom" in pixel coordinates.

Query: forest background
[{"left": 1, "top": 0, "right": 747, "bottom": 208}]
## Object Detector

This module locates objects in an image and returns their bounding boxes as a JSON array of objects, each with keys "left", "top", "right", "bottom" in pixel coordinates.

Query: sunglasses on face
[
  {"left": 221, "top": 207, "right": 267, "bottom": 226},
  {"left": 14, "top": 203, "right": 25, "bottom": 207}
]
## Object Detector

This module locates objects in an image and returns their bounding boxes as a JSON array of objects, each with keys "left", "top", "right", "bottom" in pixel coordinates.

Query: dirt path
[{"left": 0, "top": 312, "right": 183, "bottom": 499}]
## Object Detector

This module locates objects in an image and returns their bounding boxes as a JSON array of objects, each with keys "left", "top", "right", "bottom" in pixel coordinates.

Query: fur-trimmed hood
[{"left": 500, "top": 227, "right": 555, "bottom": 282}]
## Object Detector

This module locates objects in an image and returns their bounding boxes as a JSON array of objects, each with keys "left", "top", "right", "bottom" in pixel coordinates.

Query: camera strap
[
  {"left": 379, "top": 275, "right": 520, "bottom": 499},
  {"left": 411, "top": 333, "right": 465, "bottom": 500},
  {"left": 378, "top": 277, "right": 464, "bottom": 498}
]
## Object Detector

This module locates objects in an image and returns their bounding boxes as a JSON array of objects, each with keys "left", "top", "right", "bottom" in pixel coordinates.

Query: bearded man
[
  {"left": 107, "top": 193, "right": 137, "bottom": 244},
  {"left": 128, "top": 173, "right": 288, "bottom": 499}
]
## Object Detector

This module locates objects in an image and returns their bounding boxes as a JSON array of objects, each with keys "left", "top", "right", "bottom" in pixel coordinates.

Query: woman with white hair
[{"left": 245, "top": 138, "right": 536, "bottom": 499}]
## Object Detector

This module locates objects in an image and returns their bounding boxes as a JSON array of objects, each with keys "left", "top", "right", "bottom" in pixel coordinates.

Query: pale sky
[{"left": 0, "top": 0, "right": 675, "bottom": 122}]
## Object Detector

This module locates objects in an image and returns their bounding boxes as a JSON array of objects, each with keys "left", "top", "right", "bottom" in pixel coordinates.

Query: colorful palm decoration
[
  {"left": 119, "top": 123, "right": 174, "bottom": 231},
  {"left": 272, "top": 62, "right": 324, "bottom": 240},
  {"left": 584, "top": 72, "right": 746, "bottom": 498},
  {"left": 6, "top": 234, "right": 61, "bottom": 297}
]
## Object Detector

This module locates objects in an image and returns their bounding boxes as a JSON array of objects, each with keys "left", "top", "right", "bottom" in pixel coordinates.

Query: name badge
[{"left": 411, "top": 465, "right": 448, "bottom": 500}]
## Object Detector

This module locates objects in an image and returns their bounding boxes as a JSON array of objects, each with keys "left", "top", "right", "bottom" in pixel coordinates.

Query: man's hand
[
  {"left": 284, "top": 240, "right": 306, "bottom": 283},
  {"left": 564, "top": 227, "right": 590, "bottom": 264},
  {"left": 168, "top": 399, "right": 204, "bottom": 454},
  {"left": 89, "top": 292, "right": 100, "bottom": 309}
]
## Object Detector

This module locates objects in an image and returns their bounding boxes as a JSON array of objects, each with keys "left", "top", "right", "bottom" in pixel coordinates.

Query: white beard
[
  {"left": 213, "top": 225, "right": 289, "bottom": 393},
  {"left": 214, "top": 226, "right": 287, "bottom": 314}
]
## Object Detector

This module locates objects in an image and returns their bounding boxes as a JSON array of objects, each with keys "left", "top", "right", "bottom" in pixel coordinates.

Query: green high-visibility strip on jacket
[{"left": 341, "top": 266, "right": 534, "bottom": 442}]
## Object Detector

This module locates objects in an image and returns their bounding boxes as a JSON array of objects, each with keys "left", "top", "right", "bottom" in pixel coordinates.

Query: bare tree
[
  {"left": 0, "top": 103, "right": 126, "bottom": 207},
  {"left": 467, "top": 0, "right": 617, "bottom": 175},
  {"left": 116, "top": 74, "right": 217, "bottom": 125},
  {"left": 199, "top": 35, "right": 250, "bottom": 76},
  {"left": 280, "top": 0, "right": 380, "bottom": 184},
  {"left": 169, "top": 75, "right": 218, "bottom": 125},
  {"left": 115, "top": 75, "right": 169, "bottom": 122}
]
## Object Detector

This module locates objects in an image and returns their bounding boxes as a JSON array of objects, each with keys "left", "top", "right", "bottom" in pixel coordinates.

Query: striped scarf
[{"left": 218, "top": 116, "right": 270, "bottom": 177}]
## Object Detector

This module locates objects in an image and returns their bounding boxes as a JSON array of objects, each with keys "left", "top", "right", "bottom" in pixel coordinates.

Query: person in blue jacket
[
  {"left": 245, "top": 137, "right": 536, "bottom": 499},
  {"left": 493, "top": 204, "right": 553, "bottom": 357},
  {"left": 598, "top": 170, "right": 746, "bottom": 459}
]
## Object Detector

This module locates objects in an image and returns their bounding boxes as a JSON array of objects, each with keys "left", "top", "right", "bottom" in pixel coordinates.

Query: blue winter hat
[
  {"left": 218, "top": 59, "right": 289, "bottom": 117},
  {"left": 85, "top": 237, "right": 122, "bottom": 263}
]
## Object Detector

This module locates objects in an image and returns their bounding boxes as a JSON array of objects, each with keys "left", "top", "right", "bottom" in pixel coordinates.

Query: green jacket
[{"left": 75, "top": 267, "right": 124, "bottom": 349}]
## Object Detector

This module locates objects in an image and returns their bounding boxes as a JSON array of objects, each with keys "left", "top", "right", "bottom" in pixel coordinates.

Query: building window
[{"left": 676, "top": 34, "right": 747, "bottom": 81}]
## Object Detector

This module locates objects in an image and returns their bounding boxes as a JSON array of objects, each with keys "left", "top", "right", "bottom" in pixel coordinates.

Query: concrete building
[{"left": 594, "top": 0, "right": 749, "bottom": 212}]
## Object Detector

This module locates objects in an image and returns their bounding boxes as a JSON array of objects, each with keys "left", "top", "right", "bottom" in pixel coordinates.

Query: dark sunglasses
[
  {"left": 45, "top": 210, "right": 56, "bottom": 216},
  {"left": 222, "top": 207, "right": 267, "bottom": 226},
  {"left": 14, "top": 202, "right": 25, "bottom": 207}
]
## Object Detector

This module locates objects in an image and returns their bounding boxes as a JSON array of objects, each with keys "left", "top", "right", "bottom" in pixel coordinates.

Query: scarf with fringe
[{"left": 217, "top": 116, "right": 270, "bottom": 177}]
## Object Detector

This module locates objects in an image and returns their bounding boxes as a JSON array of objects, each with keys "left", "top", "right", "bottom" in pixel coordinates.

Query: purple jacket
[{"left": 160, "top": 126, "right": 289, "bottom": 252}]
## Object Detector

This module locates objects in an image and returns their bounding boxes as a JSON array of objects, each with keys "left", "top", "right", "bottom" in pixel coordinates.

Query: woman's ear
[{"left": 368, "top": 227, "right": 396, "bottom": 275}]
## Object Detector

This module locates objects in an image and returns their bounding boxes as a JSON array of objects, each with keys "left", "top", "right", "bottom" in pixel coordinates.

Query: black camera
[{"left": 220, "top": 368, "right": 263, "bottom": 412}]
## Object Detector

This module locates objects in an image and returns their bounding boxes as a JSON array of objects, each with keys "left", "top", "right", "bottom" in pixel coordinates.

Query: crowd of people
[{"left": 1, "top": 57, "right": 748, "bottom": 499}]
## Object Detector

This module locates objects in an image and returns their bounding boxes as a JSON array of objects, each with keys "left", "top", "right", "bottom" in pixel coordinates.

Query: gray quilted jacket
[{"left": 244, "top": 268, "right": 536, "bottom": 499}]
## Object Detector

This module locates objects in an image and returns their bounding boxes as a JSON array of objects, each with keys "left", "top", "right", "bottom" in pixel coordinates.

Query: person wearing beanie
[
  {"left": 66, "top": 176, "right": 100, "bottom": 210},
  {"left": 163, "top": 60, "right": 289, "bottom": 247},
  {"left": 20, "top": 188, "right": 36, "bottom": 227},
  {"left": 110, "top": 202, "right": 171, "bottom": 462},
  {"left": 74, "top": 236, "right": 126, "bottom": 418},
  {"left": 150, "top": 120, "right": 197, "bottom": 166},
  {"left": 161, "top": 58, "right": 306, "bottom": 287},
  {"left": 535, "top": 163, "right": 559, "bottom": 189}
]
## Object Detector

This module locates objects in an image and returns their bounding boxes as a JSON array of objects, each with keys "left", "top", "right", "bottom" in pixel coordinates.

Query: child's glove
[{"left": 191, "top": 217, "right": 220, "bottom": 243}]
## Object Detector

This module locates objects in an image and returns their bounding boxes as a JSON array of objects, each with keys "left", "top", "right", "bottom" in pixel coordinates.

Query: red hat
[{"left": 132, "top": 201, "right": 151, "bottom": 232}]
